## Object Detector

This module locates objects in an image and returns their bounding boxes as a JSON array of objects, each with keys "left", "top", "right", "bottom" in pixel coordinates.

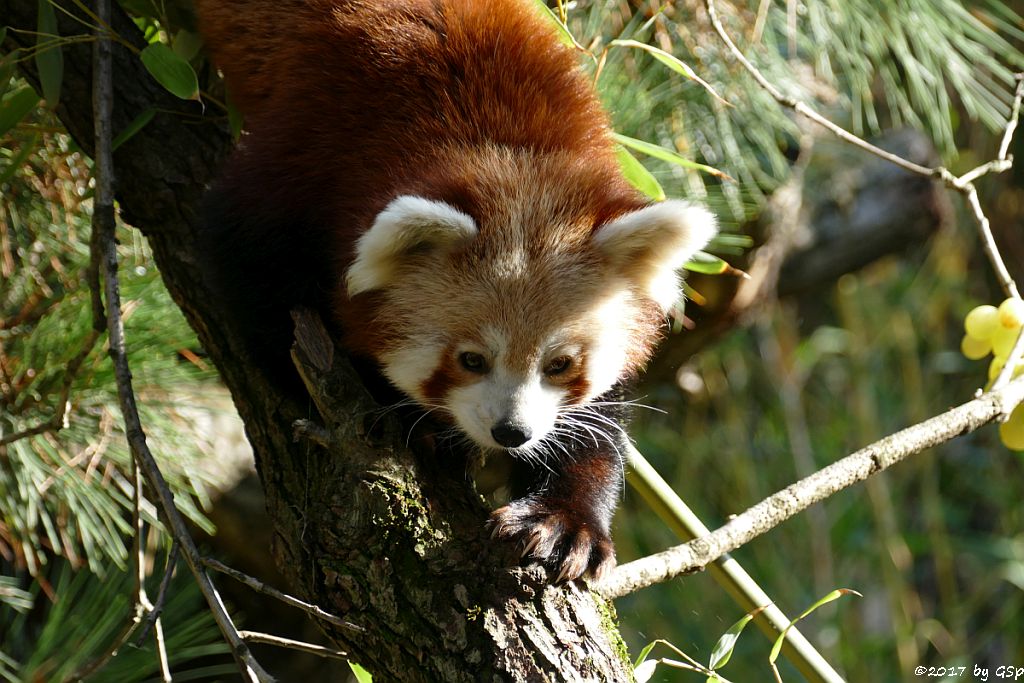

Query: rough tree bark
[{"left": 2, "top": 3, "right": 634, "bottom": 680}]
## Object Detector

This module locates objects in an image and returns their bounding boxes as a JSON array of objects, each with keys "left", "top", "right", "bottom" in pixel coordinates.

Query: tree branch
[
  {"left": 600, "top": 375, "right": 1024, "bottom": 599},
  {"left": 88, "top": 1, "right": 271, "bottom": 679},
  {"left": 702, "top": 0, "right": 1022, "bottom": 305}
]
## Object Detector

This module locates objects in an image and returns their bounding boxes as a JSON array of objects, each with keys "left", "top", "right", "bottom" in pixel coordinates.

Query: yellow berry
[
  {"left": 999, "top": 404, "right": 1024, "bottom": 451},
  {"left": 992, "top": 325, "right": 1023, "bottom": 357},
  {"left": 965, "top": 305, "right": 1000, "bottom": 339},
  {"left": 961, "top": 334, "right": 991, "bottom": 360},
  {"left": 998, "top": 298, "right": 1024, "bottom": 330}
]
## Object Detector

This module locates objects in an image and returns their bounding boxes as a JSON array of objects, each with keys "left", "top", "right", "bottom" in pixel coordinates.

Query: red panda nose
[{"left": 491, "top": 422, "right": 531, "bottom": 448}]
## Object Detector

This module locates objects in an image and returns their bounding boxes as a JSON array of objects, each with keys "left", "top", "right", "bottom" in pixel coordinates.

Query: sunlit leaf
[
  {"left": 609, "top": 39, "right": 729, "bottom": 107},
  {"left": 140, "top": 43, "right": 200, "bottom": 100},
  {"left": 769, "top": 589, "right": 862, "bottom": 664},
  {"left": 615, "top": 145, "right": 665, "bottom": 201},
  {"left": 709, "top": 605, "right": 768, "bottom": 670},
  {"left": 612, "top": 133, "right": 732, "bottom": 181},
  {"left": 348, "top": 662, "right": 373, "bottom": 682},
  {"left": 634, "top": 640, "right": 659, "bottom": 668},
  {"left": 532, "top": 0, "right": 575, "bottom": 48}
]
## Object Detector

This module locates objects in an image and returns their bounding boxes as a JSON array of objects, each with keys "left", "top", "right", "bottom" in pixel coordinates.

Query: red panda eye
[
  {"left": 544, "top": 356, "right": 572, "bottom": 376},
  {"left": 459, "top": 352, "right": 488, "bottom": 373}
]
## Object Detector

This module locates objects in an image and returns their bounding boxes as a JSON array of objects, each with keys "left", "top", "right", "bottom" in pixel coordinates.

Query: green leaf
[
  {"left": 111, "top": 107, "right": 155, "bottom": 151},
  {"left": 140, "top": 43, "right": 200, "bottom": 100},
  {"left": 615, "top": 145, "right": 665, "bottom": 201},
  {"left": 633, "top": 640, "right": 659, "bottom": 669},
  {"left": 172, "top": 29, "right": 204, "bottom": 61},
  {"left": 532, "top": 0, "right": 575, "bottom": 48},
  {"left": 609, "top": 39, "right": 729, "bottom": 107},
  {"left": 684, "top": 251, "right": 729, "bottom": 274},
  {"left": 227, "top": 101, "right": 244, "bottom": 140},
  {"left": 709, "top": 605, "right": 769, "bottom": 670},
  {"left": 36, "top": 0, "right": 64, "bottom": 108},
  {"left": 709, "top": 233, "right": 754, "bottom": 249},
  {"left": 348, "top": 662, "right": 373, "bottom": 682},
  {"left": 769, "top": 589, "right": 862, "bottom": 664},
  {"left": 0, "top": 51, "right": 17, "bottom": 101},
  {"left": 612, "top": 133, "right": 732, "bottom": 181},
  {"left": 0, "top": 87, "right": 41, "bottom": 137}
]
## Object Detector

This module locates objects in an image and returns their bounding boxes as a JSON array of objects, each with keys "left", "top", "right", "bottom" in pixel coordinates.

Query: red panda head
[{"left": 341, "top": 150, "right": 717, "bottom": 452}]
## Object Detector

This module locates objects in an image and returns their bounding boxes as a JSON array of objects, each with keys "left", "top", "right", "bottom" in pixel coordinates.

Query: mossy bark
[{"left": 2, "top": 2, "right": 634, "bottom": 680}]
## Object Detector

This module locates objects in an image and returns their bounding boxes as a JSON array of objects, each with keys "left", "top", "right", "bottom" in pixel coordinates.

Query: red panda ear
[
  {"left": 593, "top": 200, "right": 717, "bottom": 312},
  {"left": 346, "top": 195, "right": 477, "bottom": 296}
]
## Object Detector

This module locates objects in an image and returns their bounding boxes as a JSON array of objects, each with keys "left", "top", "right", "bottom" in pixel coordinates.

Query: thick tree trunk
[{"left": 2, "top": 3, "right": 633, "bottom": 680}]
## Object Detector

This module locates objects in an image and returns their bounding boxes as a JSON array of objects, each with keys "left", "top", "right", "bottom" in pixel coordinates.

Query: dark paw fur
[{"left": 489, "top": 498, "right": 616, "bottom": 582}]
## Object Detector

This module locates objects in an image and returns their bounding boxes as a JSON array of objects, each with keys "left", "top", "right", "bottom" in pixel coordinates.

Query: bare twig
[
  {"left": 204, "top": 557, "right": 364, "bottom": 633},
  {"left": 89, "top": 1, "right": 272, "bottom": 680},
  {"left": 134, "top": 542, "right": 180, "bottom": 648},
  {"left": 702, "top": 0, "right": 1023, "bottom": 409},
  {"left": 239, "top": 631, "right": 349, "bottom": 660},
  {"left": 600, "top": 376, "right": 1024, "bottom": 599}
]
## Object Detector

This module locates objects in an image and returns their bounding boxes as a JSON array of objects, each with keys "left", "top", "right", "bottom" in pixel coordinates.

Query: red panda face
[{"left": 343, "top": 183, "right": 716, "bottom": 453}]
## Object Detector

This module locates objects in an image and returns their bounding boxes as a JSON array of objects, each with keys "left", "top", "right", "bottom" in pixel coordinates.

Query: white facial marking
[
  {"left": 581, "top": 291, "right": 632, "bottom": 401},
  {"left": 346, "top": 195, "right": 477, "bottom": 296},
  {"left": 380, "top": 342, "right": 445, "bottom": 403},
  {"left": 447, "top": 325, "right": 565, "bottom": 450},
  {"left": 593, "top": 199, "right": 718, "bottom": 311}
]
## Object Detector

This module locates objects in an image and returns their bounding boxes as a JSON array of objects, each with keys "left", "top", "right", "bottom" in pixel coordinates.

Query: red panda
[{"left": 196, "top": 0, "right": 717, "bottom": 582}]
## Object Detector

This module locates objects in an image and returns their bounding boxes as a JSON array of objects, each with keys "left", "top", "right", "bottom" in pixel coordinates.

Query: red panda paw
[{"left": 489, "top": 499, "right": 617, "bottom": 583}]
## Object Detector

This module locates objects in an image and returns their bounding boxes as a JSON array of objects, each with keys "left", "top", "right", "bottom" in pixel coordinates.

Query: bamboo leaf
[
  {"left": 140, "top": 43, "right": 200, "bottom": 100},
  {"left": 172, "top": 29, "right": 204, "bottom": 61},
  {"left": 609, "top": 39, "right": 729, "bottom": 107},
  {"left": 615, "top": 145, "right": 665, "bottom": 201},
  {"left": 634, "top": 640, "right": 659, "bottom": 669},
  {"left": 0, "top": 87, "right": 41, "bottom": 137},
  {"left": 36, "top": 0, "right": 63, "bottom": 108},
  {"left": 111, "top": 108, "right": 155, "bottom": 151},
  {"left": 612, "top": 133, "right": 733, "bottom": 181},
  {"left": 769, "top": 589, "right": 862, "bottom": 664},
  {"left": 348, "top": 662, "right": 373, "bottom": 682},
  {"left": 683, "top": 251, "right": 744, "bottom": 278},
  {"left": 532, "top": 0, "right": 575, "bottom": 48},
  {"left": 709, "top": 605, "right": 768, "bottom": 670}
]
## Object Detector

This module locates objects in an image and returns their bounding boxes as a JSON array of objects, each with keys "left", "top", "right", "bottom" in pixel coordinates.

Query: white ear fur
[
  {"left": 346, "top": 195, "right": 477, "bottom": 296},
  {"left": 593, "top": 200, "right": 718, "bottom": 312}
]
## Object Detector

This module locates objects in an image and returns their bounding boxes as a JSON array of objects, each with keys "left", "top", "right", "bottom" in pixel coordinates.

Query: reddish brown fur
[
  {"left": 197, "top": 0, "right": 675, "bottom": 582},
  {"left": 196, "top": 0, "right": 655, "bottom": 355}
]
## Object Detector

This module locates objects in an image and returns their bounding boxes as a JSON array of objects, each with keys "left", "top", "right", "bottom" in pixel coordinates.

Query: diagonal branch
[
  {"left": 701, "top": 0, "right": 1024, "bottom": 401},
  {"left": 599, "top": 375, "right": 1024, "bottom": 599},
  {"left": 88, "top": 1, "right": 272, "bottom": 680}
]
